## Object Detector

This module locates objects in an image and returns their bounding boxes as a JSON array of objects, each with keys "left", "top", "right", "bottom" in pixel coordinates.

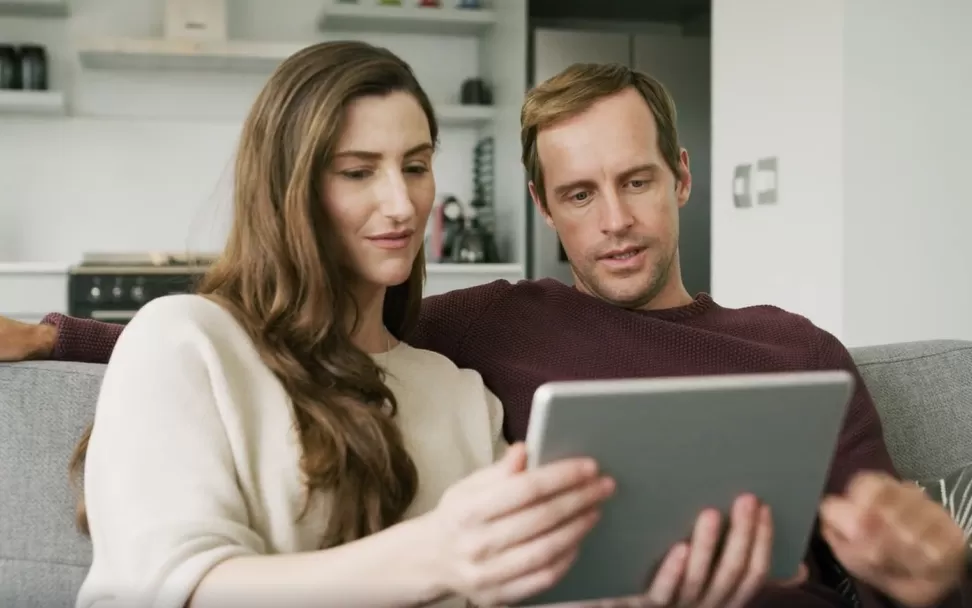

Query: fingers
[
  {"left": 471, "top": 476, "right": 615, "bottom": 558},
  {"left": 483, "top": 546, "right": 580, "bottom": 606},
  {"left": 644, "top": 542, "right": 689, "bottom": 606},
  {"left": 699, "top": 495, "right": 762, "bottom": 608},
  {"left": 469, "top": 509, "right": 600, "bottom": 598},
  {"left": 787, "top": 563, "right": 809, "bottom": 586},
  {"left": 820, "top": 472, "right": 966, "bottom": 580},
  {"left": 469, "top": 457, "right": 603, "bottom": 522},
  {"left": 820, "top": 477, "right": 913, "bottom": 575},
  {"left": 677, "top": 507, "right": 723, "bottom": 602},
  {"left": 723, "top": 505, "right": 774, "bottom": 608}
]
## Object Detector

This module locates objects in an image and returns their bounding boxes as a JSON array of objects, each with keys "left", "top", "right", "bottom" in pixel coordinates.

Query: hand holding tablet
[{"left": 517, "top": 370, "right": 854, "bottom": 606}]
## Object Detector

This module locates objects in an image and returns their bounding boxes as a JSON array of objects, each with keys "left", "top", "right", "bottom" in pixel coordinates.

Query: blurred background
[{"left": 0, "top": 0, "right": 968, "bottom": 348}]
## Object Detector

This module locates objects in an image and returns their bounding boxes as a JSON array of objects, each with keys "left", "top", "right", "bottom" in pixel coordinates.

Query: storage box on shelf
[
  {"left": 77, "top": 37, "right": 302, "bottom": 73},
  {"left": 317, "top": 2, "right": 496, "bottom": 37},
  {"left": 0, "top": 0, "right": 68, "bottom": 18}
]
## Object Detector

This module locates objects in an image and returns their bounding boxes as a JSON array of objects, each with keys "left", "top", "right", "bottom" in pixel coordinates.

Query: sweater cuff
[
  {"left": 40, "top": 312, "right": 121, "bottom": 364},
  {"left": 39, "top": 312, "right": 67, "bottom": 360}
]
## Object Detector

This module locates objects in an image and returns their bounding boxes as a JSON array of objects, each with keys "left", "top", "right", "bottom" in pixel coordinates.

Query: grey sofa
[{"left": 2, "top": 340, "right": 972, "bottom": 607}]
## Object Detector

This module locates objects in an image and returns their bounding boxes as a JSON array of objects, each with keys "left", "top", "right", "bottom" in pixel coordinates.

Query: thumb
[
  {"left": 819, "top": 496, "right": 859, "bottom": 543},
  {"left": 461, "top": 442, "right": 527, "bottom": 491},
  {"left": 502, "top": 442, "right": 528, "bottom": 473}
]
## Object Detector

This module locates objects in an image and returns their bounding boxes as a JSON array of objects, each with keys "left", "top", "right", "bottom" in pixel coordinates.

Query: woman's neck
[{"left": 349, "top": 283, "right": 394, "bottom": 354}]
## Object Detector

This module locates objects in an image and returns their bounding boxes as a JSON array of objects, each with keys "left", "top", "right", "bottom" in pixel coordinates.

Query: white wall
[
  {"left": 841, "top": 0, "right": 972, "bottom": 346},
  {"left": 712, "top": 0, "right": 972, "bottom": 346},
  {"left": 0, "top": 0, "right": 501, "bottom": 261},
  {"left": 711, "top": 0, "right": 846, "bottom": 338}
]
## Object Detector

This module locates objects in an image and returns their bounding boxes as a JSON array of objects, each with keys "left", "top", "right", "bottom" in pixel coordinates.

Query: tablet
[{"left": 517, "top": 370, "right": 854, "bottom": 606}]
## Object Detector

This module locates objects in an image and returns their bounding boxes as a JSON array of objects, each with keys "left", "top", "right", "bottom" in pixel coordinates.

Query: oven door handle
[{"left": 89, "top": 310, "right": 139, "bottom": 322}]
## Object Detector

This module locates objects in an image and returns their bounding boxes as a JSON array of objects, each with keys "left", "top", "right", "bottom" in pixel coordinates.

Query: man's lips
[{"left": 598, "top": 245, "right": 647, "bottom": 261}]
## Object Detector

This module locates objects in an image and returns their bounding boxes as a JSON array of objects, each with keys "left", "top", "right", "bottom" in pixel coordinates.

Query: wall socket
[{"left": 733, "top": 156, "right": 779, "bottom": 208}]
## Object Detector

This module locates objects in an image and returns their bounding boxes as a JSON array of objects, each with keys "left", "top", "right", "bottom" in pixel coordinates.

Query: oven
[{"left": 67, "top": 252, "right": 215, "bottom": 324}]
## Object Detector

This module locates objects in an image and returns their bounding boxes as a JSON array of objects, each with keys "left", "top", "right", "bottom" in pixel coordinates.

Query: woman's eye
[{"left": 342, "top": 170, "right": 372, "bottom": 180}]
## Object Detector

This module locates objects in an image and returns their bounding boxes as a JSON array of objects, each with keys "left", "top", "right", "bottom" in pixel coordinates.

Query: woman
[{"left": 69, "top": 41, "right": 616, "bottom": 608}]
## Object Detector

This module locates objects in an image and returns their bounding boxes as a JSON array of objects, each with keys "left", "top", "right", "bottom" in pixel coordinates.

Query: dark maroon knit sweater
[{"left": 42, "top": 278, "right": 969, "bottom": 608}]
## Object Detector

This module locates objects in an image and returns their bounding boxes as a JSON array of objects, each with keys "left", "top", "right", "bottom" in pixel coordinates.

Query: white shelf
[
  {"left": 427, "top": 263, "right": 523, "bottom": 276},
  {"left": 0, "top": 0, "right": 68, "bottom": 18},
  {"left": 0, "top": 261, "right": 71, "bottom": 275},
  {"left": 78, "top": 37, "right": 307, "bottom": 73},
  {"left": 0, "top": 90, "right": 66, "bottom": 115},
  {"left": 318, "top": 3, "right": 495, "bottom": 36},
  {"left": 436, "top": 104, "right": 494, "bottom": 128}
]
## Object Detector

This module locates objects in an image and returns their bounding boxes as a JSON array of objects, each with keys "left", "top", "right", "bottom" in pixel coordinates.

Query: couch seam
[
  {"left": 0, "top": 555, "right": 88, "bottom": 568},
  {"left": 856, "top": 344, "right": 972, "bottom": 368}
]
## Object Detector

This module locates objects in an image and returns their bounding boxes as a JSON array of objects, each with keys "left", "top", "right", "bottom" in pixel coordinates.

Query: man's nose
[{"left": 599, "top": 191, "right": 635, "bottom": 234}]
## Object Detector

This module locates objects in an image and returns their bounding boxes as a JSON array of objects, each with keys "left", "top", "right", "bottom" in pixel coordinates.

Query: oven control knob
[
  {"left": 88, "top": 286, "right": 101, "bottom": 301},
  {"left": 111, "top": 285, "right": 123, "bottom": 299},
  {"left": 131, "top": 285, "right": 146, "bottom": 302}
]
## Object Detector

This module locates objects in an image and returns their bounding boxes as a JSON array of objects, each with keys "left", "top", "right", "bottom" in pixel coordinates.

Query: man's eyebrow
[
  {"left": 618, "top": 163, "right": 661, "bottom": 181},
  {"left": 552, "top": 163, "right": 661, "bottom": 197},
  {"left": 332, "top": 142, "right": 435, "bottom": 161}
]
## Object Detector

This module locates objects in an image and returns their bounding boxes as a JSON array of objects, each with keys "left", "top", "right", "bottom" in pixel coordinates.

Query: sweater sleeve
[
  {"left": 40, "top": 312, "right": 122, "bottom": 364},
  {"left": 408, "top": 280, "right": 514, "bottom": 363},
  {"left": 813, "top": 329, "right": 972, "bottom": 608},
  {"left": 814, "top": 329, "right": 898, "bottom": 495},
  {"left": 77, "top": 300, "right": 265, "bottom": 608}
]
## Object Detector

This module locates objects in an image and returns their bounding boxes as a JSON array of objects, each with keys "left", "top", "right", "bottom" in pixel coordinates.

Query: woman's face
[{"left": 323, "top": 91, "right": 436, "bottom": 289}]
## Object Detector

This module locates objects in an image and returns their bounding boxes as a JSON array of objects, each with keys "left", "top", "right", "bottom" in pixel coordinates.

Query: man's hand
[
  {"left": 0, "top": 316, "right": 56, "bottom": 361},
  {"left": 539, "top": 495, "right": 807, "bottom": 608},
  {"left": 820, "top": 471, "right": 967, "bottom": 608},
  {"left": 635, "top": 494, "right": 806, "bottom": 607}
]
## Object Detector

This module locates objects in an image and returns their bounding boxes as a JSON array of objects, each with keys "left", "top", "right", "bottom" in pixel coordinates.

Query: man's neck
[{"left": 639, "top": 279, "right": 694, "bottom": 311}]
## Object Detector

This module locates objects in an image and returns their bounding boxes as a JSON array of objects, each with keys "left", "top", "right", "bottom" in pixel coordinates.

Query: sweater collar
[{"left": 540, "top": 278, "right": 718, "bottom": 321}]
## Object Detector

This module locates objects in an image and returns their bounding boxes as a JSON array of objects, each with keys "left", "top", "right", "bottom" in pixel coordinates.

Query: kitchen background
[{"left": 0, "top": 0, "right": 712, "bottom": 325}]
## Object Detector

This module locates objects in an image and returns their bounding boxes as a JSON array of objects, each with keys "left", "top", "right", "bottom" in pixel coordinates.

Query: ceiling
[{"left": 528, "top": 0, "right": 710, "bottom": 25}]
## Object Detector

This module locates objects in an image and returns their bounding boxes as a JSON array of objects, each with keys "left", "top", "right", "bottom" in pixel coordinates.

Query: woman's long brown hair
[{"left": 68, "top": 41, "right": 438, "bottom": 548}]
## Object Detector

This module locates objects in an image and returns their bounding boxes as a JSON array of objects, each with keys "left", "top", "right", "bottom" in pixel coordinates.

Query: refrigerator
[{"left": 528, "top": 27, "right": 712, "bottom": 296}]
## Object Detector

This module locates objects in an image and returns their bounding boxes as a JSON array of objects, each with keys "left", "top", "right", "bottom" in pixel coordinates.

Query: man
[{"left": 2, "top": 63, "right": 970, "bottom": 608}]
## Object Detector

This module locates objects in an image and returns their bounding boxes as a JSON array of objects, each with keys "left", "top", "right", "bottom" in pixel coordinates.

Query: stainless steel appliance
[{"left": 68, "top": 252, "right": 216, "bottom": 324}]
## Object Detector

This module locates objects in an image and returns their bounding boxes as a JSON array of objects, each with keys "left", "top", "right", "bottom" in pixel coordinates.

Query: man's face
[{"left": 531, "top": 88, "right": 691, "bottom": 309}]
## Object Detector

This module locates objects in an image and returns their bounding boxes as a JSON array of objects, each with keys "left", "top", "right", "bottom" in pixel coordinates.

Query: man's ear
[
  {"left": 529, "top": 182, "right": 555, "bottom": 229},
  {"left": 675, "top": 148, "right": 692, "bottom": 208}
]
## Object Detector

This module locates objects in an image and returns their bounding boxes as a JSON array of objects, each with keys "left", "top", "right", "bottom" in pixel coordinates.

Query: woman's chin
[{"left": 369, "top": 262, "right": 416, "bottom": 288}]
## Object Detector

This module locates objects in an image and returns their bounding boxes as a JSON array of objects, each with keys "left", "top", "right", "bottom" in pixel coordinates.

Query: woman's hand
[{"left": 422, "top": 442, "right": 615, "bottom": 607}]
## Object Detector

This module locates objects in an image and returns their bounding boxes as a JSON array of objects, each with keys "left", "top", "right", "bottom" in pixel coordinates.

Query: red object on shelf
[{"left": 418, "top": 0, "right": 441, "bottom": 6}]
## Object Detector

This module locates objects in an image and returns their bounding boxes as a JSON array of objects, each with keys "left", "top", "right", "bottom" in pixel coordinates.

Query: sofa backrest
[
  {"left": 849, "top": 339, "right": 972, "bottom": 480},
  {"left": 1, "top": 339, "right": 971, "bottom": 606}
]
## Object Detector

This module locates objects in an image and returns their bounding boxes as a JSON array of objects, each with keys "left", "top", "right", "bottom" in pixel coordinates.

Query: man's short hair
[{"left": 520, "top": 63, "right": 682, "bottom": 209}]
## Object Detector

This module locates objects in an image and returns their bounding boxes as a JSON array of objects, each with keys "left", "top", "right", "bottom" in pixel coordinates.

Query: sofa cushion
[{"left": 850, "top": 340, "right": 972, "bottom": 481}]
